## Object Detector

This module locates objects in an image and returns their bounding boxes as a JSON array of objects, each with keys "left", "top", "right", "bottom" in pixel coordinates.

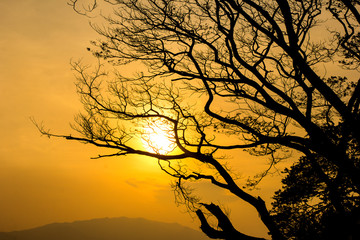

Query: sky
[{"left": 0, "top": 0, "right": 286, "bottom": 238}]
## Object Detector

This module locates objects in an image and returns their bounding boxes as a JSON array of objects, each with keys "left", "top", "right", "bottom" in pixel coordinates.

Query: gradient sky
[{"left": 0, "top": 0, "right": 287, "bottom": 238}]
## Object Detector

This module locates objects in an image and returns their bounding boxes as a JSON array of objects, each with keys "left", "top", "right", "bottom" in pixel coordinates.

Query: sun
[{"left": 141, "top": 119, "right": 176, "bottom": 155}]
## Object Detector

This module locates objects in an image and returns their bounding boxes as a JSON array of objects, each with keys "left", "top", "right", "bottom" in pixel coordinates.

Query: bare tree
[{"left": 37, "top": 0, "right": 360, "bottom": 239}]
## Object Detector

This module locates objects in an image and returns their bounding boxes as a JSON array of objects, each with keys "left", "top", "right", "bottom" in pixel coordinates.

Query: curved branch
[{"left": 196, "top": 203, "right": 267, "bottom": 240}]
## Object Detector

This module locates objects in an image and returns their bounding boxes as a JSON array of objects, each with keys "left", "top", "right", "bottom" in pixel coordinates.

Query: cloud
[{"left": 124, "top": 177, "right": 168, "bottom": 189}]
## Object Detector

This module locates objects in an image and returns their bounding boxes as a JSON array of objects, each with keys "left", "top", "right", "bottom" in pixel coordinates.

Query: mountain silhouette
[{"left": 0, "top": 217, "right": 209, "bottom": 240}]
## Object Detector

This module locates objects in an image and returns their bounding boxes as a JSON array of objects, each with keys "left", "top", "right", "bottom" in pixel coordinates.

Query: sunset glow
[
  {"left": 141, "top": 120, "right": 176, "bottom": 155},
  {"left": 2, "top": 0, "right": 329, "bottom": 238}
]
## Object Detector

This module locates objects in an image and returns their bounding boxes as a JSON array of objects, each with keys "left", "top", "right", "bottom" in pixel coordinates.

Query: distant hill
[{"left": 0, "top": 217, "right": 210, "bottom": 240}]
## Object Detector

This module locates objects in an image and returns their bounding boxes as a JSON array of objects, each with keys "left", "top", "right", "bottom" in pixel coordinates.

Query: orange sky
[{"left": 0, "top": 1, "right": 289, "bottom": 238}]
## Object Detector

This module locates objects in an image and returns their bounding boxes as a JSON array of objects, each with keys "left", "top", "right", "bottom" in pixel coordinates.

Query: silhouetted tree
[{"left": 36, "top": 0, "right": 360, "bottom": 239}]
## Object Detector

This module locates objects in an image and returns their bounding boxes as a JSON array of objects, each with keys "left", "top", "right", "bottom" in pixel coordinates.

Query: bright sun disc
[{"left": 141, "top": 120, "right": 176, "bottom": 155}]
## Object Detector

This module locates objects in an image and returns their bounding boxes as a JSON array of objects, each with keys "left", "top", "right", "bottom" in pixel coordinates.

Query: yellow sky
[{"left": 0, "top": 0, "right": 285, "bottom": 238}]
